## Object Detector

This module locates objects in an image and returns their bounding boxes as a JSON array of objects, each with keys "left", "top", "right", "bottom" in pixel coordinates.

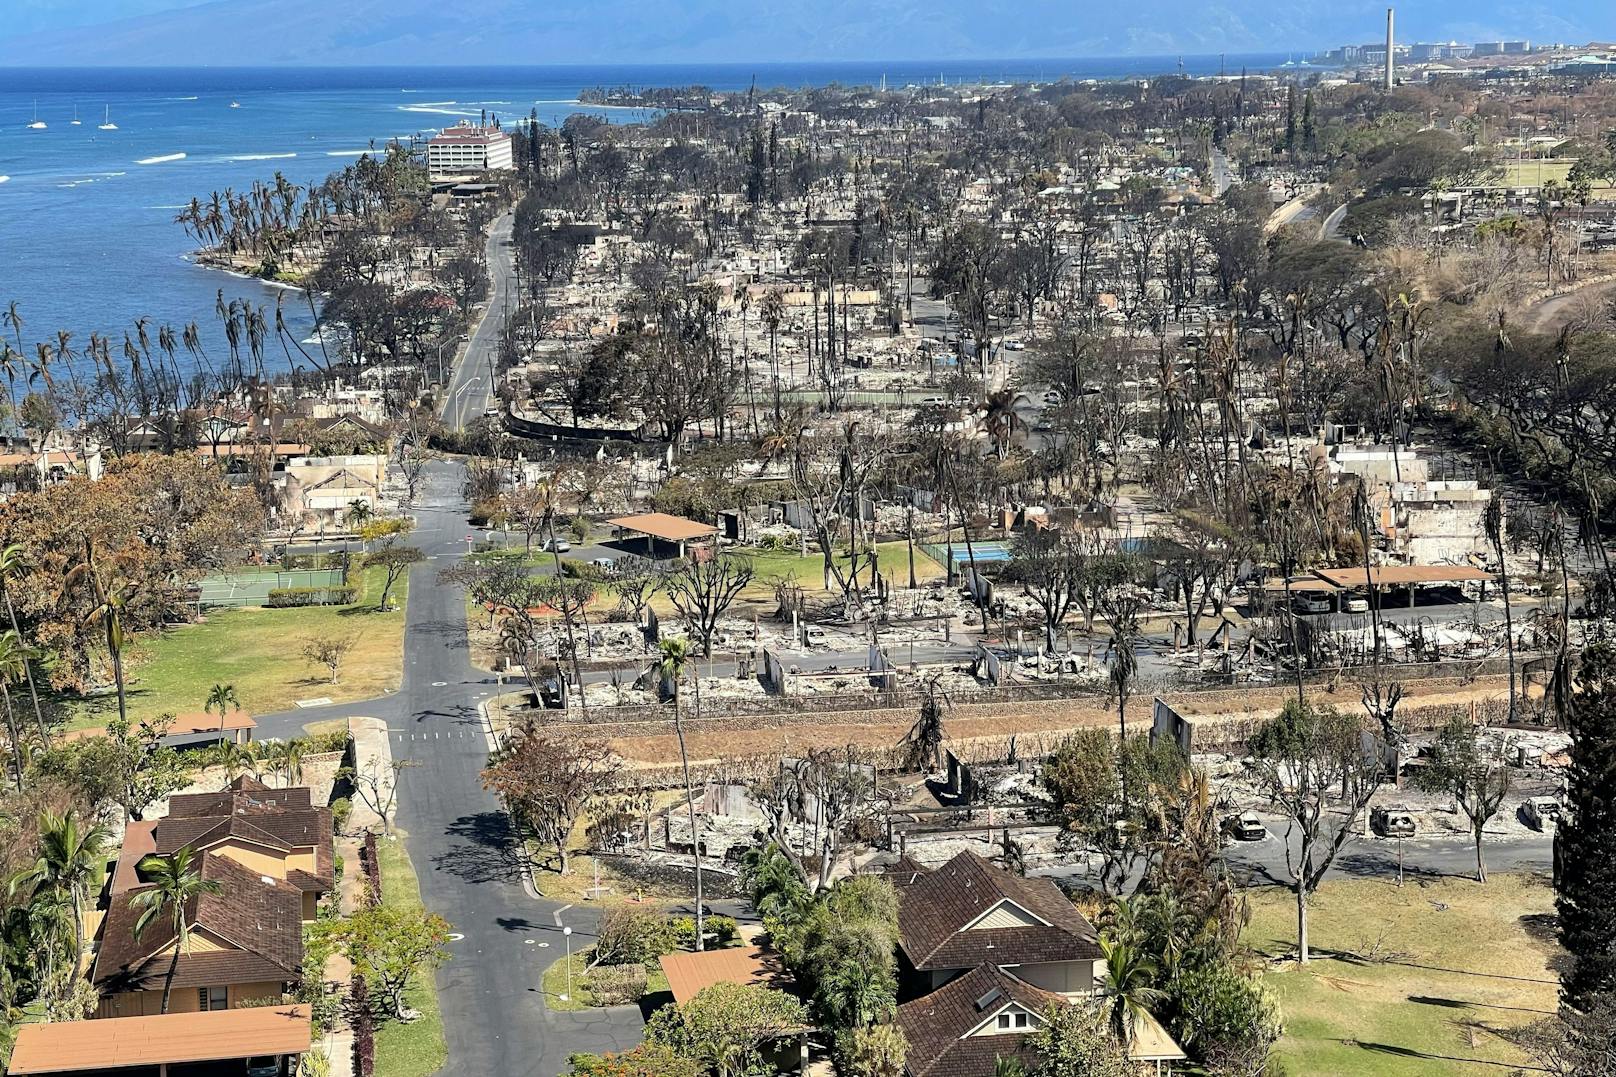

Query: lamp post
[{"left": 560, "top": 925, "right": 573, "bottom": 1002}]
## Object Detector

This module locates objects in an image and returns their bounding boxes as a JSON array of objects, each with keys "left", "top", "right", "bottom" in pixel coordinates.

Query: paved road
[
  {"left": 261, "top": 462, "right": 645, "bottom": 1077},
  {"left": 1321, "top": 203, "right": 1349, "bottom": 241},
  {"left": 1210, "top": 148, "right": 1236, "bottom": 198},
  {"left": 446, "top": 212, "right": 515, "bottom": 430}
]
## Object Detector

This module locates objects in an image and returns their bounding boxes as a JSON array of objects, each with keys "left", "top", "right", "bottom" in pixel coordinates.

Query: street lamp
[{"left": 559, "top": 925, "right": 573, "bottom": 1002}]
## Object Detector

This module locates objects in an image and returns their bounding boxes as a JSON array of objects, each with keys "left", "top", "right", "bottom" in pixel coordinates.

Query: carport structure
[
  {"left": 1313, "top": 564, "right": 1494, "bottom": 607},
  {"left": 1263, "top": 564, "right": 1494, "bottom": 610},
  {"left": 7, "top": 1003, "right": 311, "bottom": 1076},
  {"left": 606, "top": 512, "right": 717, "bottom": 559}
]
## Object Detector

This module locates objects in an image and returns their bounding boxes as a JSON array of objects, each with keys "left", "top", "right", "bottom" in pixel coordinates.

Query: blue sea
[{"left": 0, "top": 59, "right": 1291, "bottom": 372}]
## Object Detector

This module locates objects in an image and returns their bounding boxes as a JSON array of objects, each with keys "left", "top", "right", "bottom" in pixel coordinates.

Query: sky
[{"left": 2, "top": 0, "right": 1609, "bottom": 65}]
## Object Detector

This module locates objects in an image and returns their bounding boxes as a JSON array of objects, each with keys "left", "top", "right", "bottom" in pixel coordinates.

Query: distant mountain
[{"left": 2, "top": 0, "right": 1608, "bottom": 66}]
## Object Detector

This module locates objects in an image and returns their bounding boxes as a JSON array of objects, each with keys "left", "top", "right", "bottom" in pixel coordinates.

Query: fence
[{"left": 194, "top": 568, "right": 348, "bottom": 608}]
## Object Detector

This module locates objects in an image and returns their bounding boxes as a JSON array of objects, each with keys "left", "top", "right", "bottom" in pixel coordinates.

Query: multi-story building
[{"left": 427, "top": 122, "right": 515, "bottom": 178}]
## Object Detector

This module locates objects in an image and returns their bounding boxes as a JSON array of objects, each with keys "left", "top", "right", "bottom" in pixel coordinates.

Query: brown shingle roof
[
  {"left": 92, "top": 853, "right": 303, "bottom": 991},
  {"left": 898, "top": 852, "right": 1101, "bottom": 971},
  {"left": 168, "top": 776, "right": 312, "bottom": 817},
  {"left": 155, "top": 814, "right": 294, "bottom": 856},
  {"left": 896, "top": 964, "right": 1062, "bottom": 1077}
]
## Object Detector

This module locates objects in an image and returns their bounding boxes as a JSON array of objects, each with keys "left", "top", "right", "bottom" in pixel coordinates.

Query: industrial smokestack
[{"left": 1385, "top": 8, "right": 1395, "bottom": 90}]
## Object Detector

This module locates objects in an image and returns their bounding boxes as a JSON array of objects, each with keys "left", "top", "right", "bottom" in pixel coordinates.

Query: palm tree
[
  {"left": 65, "top": 538, "right": 138, "bottom": 727},
  {"left": 0, "top": 544, "right": 50, "bottom": 749},
  {"left": 1097, "top": 937, "right": 1165, "bottom": 1046},
  {"left": 211, "top": 738, "right": 256, "bottom": 782},
  {"left": 204, "top": 682, "right": 240, "bottom": 736},
  {"left": 131, "top": 848, "right": 221, "bottom": 1014},
  {"left": 0, "top": 630, "right": 43, "bottom": 789},
  {"left": 10, "top": 809, "right": 111, "bottom": 969},
  {"left": 657, "top": 636, "right": 705, "bottom": 951}
]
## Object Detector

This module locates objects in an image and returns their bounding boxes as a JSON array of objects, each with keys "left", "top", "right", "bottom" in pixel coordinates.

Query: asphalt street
[
  {"left": 261, "top": 463, "right": 646, "bottom": 1077},
  {"left": 444, "top": 210, "right": 514, "bottom": 430}
]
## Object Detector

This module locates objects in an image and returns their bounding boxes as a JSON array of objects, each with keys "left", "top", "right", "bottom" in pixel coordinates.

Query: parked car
[
  {"left": 1003, "top": 338, "right": 1026, "bottom": 351},
  {"left": 1222, "top": 811, "right": 1268, "bottom": 842},
  {"left": 1371, "top": 807, "right": 1418, "bottom": 838},
  {"left": 589, "top": 556, "right": 618, "bottom": 576},
  {"left": 1341, "top": 594, "right": 1370, "bottom": 613},
  {"left": 919, "top": 396, "right": 948, "bottom": 407},
  {"left": 1042, "top": 389, "right": 1063, "bottom": 405},
  {"left": 1521, "top": 796, "right": 1562, "bottom": 831},
  {"left": 540, "top": 537, "right": 571, "bottom": 553},
  {"left": 1292, "top": 593, "right": 1333, "bottom": 615},
  {"left": 246, "top": 1057, "right": 283, "bottom": 1077}
]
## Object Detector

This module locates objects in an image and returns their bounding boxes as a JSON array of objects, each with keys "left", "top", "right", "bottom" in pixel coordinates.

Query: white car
[
  {"left": 1292, "top": 593, "right": 1332, "bottom": 615},
  {"left": 1341, "top": 594, "right": 1370, "bottom": 613},
  {"left": 1003, "top": 338, "right": 1026, "bottom": 351},
  {"left": 540, "top": 537, "right": 571, "bottom": 553},
  {"left": 919, "top": 396, "right": 948, "bottom": 407}
]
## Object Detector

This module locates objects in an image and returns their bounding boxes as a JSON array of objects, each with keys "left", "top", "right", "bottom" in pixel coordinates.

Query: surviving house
[
  {"left": 895, "top": 962, "right": 1063, "bottom": 1077},
  {"left": 90, "top": 776, "right": 332, "bottom": 1018},
  {"left": 896, "top": 851, "right": 1105, "bottom": 997}
]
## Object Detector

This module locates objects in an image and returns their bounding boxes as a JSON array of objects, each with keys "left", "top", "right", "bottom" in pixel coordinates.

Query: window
[
  {"left": 1014, "top": 1011, "right": 1029, "bottom": 1028},
  {"left": 199, "top": 986, "right": 228, "bottom": 1011},
  {"left": 997, "top": 1013, "right": 1012, "bottom": 1030}
]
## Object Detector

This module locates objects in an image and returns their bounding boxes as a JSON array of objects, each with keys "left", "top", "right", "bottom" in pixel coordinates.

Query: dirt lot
[{"left": 603, "top": 674, "right": 1518, "bottom": 766}]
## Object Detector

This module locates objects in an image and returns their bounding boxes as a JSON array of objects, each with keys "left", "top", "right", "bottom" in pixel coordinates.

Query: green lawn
[
  {"left": 62, "top": 565, "right": 409, "bottom": 732},
  {"left": 373, "top": 832, "right": 448, "bottom": 1077},
  {"left": 1247, "top": 873, "right": 1558, "bottom": 1076},
  {"left": 1496, "top": 158, "right": 1574, "bottom": 188}
]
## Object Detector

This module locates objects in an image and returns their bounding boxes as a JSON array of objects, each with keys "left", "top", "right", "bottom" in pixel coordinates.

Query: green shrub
[
  {"left": 266, "top": 585, "right": 357, "bottom": 608},
  {"left": 707, "top": 915, "right": 737, "bottom": 946},
  {"left": 594, "top": 905, "right": 677, "bottom": 967},
  {"left": 561, "top": 560, "right": 609, "bottom": 583},
  {"left": 1170, "top": 961, "right": 1283, "bottom": 1065},
  {"left": 586, "top": 962, "right": 648, "bottom": 1005},
  {"left": 331, "top": 798, "right": 352, "bottom": 832}
]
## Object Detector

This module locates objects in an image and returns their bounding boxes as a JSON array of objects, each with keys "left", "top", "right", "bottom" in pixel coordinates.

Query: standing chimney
[{"left": 1385, "top": 8, "right": 1395, "bottom": 90}]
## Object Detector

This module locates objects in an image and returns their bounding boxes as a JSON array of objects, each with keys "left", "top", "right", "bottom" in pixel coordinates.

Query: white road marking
[
  {"left": 447, "top": 932, "right": 466, "bottom": 942},
  {"left": 552, "top": 905, "right": 572, "bottom": 926}
]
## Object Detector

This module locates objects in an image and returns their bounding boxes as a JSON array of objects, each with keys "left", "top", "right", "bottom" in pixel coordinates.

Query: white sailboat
[
  {"left": 70, "top": 105, "right": 82, "bottom": 126},
  {"left": 26, "top": 101, "right": 46, "bottom": 129},
  {"left": 98, "top": 105, "right": 118, "bottom": 131}
]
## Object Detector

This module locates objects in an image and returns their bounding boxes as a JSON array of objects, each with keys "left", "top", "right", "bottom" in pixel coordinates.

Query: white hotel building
[{"left": 426, "top": 122, "right": 515, "bottom": 179}]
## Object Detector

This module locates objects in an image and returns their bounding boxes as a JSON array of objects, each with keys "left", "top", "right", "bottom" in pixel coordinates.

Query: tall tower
[{"left": 1385, "top": 8, "right": 1395, "bottom": 89}]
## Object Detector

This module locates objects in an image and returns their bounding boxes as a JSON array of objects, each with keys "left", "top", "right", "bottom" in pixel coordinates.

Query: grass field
[
  {"left": 62, "top": 565, "right": 409, "bottom": 732},
  {"left": 1247, "top": 873, "right": 1558, "bottom": 1076},
  {"left": 1497, "top": 158, "right": 1574, "bottom": 188},
  {"left": 373, "top": 832, "right": 448, "bottom": 1077}
]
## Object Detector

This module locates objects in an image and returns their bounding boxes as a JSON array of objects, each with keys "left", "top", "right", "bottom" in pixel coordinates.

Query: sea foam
[{"left": 136, "top": 152, "right": 187, "bottom": 165}]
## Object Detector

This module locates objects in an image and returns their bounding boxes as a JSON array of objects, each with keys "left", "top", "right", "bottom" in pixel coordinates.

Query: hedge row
[{"left": 266, "top": 585, "right": 358, "bottom": 607}]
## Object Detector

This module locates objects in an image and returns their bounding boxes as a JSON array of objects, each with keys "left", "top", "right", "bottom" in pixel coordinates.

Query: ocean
[{"left": 0, "top": 59, "right": 1292, "bottom": 374}]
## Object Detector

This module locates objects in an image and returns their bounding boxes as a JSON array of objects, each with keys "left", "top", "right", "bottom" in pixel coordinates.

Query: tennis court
[
  {"left": 194, "top": 568, "right": 347, "bottom": 608},
  {"left": 920, "top": 539, "right": 1014, "bottom": 573}
]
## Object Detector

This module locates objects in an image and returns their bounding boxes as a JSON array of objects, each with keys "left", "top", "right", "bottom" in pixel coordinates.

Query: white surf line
[{"left": 135, "top": 152, "right": 186, "bottom": 165}]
